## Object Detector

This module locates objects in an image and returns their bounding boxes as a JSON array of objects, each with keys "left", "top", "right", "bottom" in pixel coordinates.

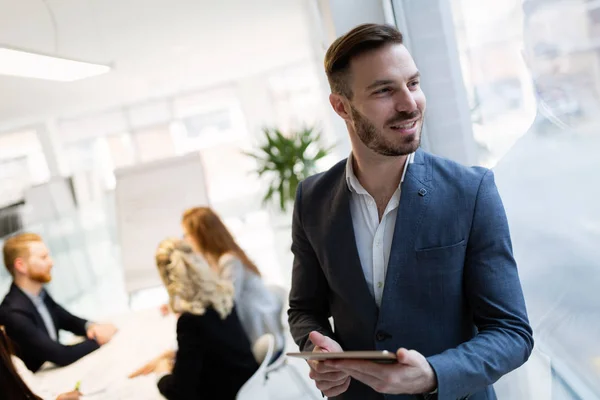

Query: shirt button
[{"left": 377, "top": 282, "right": 383, "bottom": 289}]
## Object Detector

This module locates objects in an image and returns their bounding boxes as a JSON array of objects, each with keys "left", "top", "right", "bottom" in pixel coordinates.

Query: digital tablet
[{"left": 286, "top": 350, "right": 398, "bottom": 363}]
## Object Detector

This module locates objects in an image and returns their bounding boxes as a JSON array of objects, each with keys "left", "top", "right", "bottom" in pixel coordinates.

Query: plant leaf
[
  {"left": 262, "top": 184, "right": 276, "bottom": 203},
  {"left": 245, "top": 125, "right": 334, "bottom": 211}
]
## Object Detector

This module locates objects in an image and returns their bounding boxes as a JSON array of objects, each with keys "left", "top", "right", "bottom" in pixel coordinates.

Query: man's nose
[{"left": 394, "top": 88, "right": 418, "bottom": 113}]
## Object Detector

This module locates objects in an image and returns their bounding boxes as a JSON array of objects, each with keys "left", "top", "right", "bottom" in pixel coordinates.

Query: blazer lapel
[
  {"left": 326, "top": 168, "right": 378, "bottom": 327},
  {"left": 382, "top": 149, "right": 433, "bottom": 300},
  {"left": 9, "top": 284, "right": 47, "bottom": 330}
]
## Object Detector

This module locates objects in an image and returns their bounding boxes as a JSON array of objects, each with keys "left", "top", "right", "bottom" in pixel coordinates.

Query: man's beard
[
  {"left": 350, "top": 104, "right": 421, "bottom": 156},
  {"left": 29, "top": 268, "right": 52, "bottom": 283}
]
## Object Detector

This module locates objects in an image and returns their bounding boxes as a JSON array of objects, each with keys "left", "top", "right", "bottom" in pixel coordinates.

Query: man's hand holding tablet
[{"left": 291, "top": 331, "right": 437, "bottom": 396}]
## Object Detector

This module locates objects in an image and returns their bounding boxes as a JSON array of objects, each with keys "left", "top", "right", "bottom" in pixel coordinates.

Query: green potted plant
[{"left": 245, "top": 126, "right": 334, "bottom": 212}]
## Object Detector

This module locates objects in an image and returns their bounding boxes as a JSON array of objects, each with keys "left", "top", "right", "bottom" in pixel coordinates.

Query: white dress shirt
[{"left": 345, "top": 152, "right": 414, "bottom": 307}]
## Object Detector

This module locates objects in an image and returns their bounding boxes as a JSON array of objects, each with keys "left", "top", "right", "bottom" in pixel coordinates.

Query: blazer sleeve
[
  {"left": 157, "top": 313, "right": 204, "bottom": 400},
  {"left": 287, "top": 182, "right": 336, "bottom": 352},
  {"left": 4, "top": 310, "right": 99, "bottom": 369},
  {"left": 46, "top": 294, "right": 89, "bottom": 337},
  {"left": 426, "top": 169, "right": 534, "bottom": 399}
]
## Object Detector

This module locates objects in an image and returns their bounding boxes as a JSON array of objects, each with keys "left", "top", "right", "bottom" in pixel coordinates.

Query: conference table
[{"left": 34, "top": 307, "right": 177, "bottom": 399}]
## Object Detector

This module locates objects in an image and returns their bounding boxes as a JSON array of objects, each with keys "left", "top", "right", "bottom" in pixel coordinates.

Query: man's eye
[{"left": 374, "top": 87, "right": 392, "bottom": 94}]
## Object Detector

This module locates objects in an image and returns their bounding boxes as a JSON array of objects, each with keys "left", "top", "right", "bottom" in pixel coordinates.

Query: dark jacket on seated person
[
  {"left": 0, "top": 283, "right": 99, "bottom": 372},
  {"left": 158, "top": 307, "right": 259, "bottom": 400}
]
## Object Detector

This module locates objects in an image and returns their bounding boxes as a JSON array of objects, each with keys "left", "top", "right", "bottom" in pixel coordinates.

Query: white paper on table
[{"left": 35, "top": 309, "right": 177, "bottom": 399}]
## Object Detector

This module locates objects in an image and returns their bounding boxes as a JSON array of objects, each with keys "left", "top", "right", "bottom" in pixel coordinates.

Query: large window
[
  {"left": 175, "top": 87, "right": 262, "bottom": 205},
  {"left": 132, "top": 125, "right": 176, "bottom": 164},
  {"left": 451, "top": 0, "right": 600, "bottom": 397},
  {"left": 0, "top": 130, "right": 50, "bottom": 207},
  {"left": 268, "top": 64, "right": 327, "bottom": 132}
]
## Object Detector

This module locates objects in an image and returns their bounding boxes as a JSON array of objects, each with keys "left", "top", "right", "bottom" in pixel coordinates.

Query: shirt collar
[
  {"left": 345, "top": 152, "right": 414, "bottom": 194},
  {"left": 21, "top": 287, "right": 45, "bottom": 305}
]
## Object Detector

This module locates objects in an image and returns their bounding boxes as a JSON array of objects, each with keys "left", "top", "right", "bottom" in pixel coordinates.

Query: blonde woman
[
  {"left": 181, "top": 207, "right": 285, "bottom": 355},
  {"left": 130, "top": 238, "right": 258, "bottom": 400}
]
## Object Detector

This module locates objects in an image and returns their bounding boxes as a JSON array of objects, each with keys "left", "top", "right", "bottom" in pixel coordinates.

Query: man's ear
[
  {"left": 329, "top": 93, "right": 352, "bottom": 121},
  {"left": 13, "top": 257, "right": 27, "bottom": 275}
]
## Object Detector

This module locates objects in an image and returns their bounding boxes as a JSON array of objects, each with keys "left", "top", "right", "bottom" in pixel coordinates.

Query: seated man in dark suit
[{"left": 0, "top": 232, "right": 117, "bottom": 372}]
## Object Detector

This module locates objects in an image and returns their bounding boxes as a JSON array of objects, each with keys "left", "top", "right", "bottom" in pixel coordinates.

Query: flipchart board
[{"left": 114, "top": 152, "right": 209, "bottom": 295}]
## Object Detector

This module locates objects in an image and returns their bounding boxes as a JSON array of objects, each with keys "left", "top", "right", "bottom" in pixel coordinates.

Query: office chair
[
  {"left": 263, "top": 284, "right": 321, "bottom": 400},
  {"left": 236, "top": 333, "right": 275, "bottom": 400}
]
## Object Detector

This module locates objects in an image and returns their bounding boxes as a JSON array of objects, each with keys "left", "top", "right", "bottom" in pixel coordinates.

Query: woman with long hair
[
  {"left": 129, "top": 238, "right": 258, "bottom": 400},
  {"left": 181, "top": 207, "right": 284, "bottom": 352},
  {"left": 0, "top": 327, "right": 80, "bottom": 400}
]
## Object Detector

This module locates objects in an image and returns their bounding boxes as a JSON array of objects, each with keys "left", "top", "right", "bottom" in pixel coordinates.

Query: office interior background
[{"left": 1, "top": 0, "right": 599, "bottom": 399}]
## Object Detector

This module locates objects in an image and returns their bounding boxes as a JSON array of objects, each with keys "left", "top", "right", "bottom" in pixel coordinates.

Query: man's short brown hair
[
  {"left": 324, "top": 23, "right": 404, "bottom": 98},
  {"left": 2, "top": 233, "right": 42, "bottom": 276}
]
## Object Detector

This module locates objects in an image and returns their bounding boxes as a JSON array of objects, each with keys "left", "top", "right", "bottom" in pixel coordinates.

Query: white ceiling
[{"left": 0, "top": 0, "right": 315, "bottom": 131}]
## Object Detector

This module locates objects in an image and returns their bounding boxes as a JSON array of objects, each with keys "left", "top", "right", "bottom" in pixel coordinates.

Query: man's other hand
[{"left": 86, "top": 323, "right": 117, "bottom": 345}]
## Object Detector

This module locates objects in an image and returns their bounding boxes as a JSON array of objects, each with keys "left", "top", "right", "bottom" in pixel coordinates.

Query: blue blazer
[{"left": 288, "top": 149, "right": 533, "bottom": 400}]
